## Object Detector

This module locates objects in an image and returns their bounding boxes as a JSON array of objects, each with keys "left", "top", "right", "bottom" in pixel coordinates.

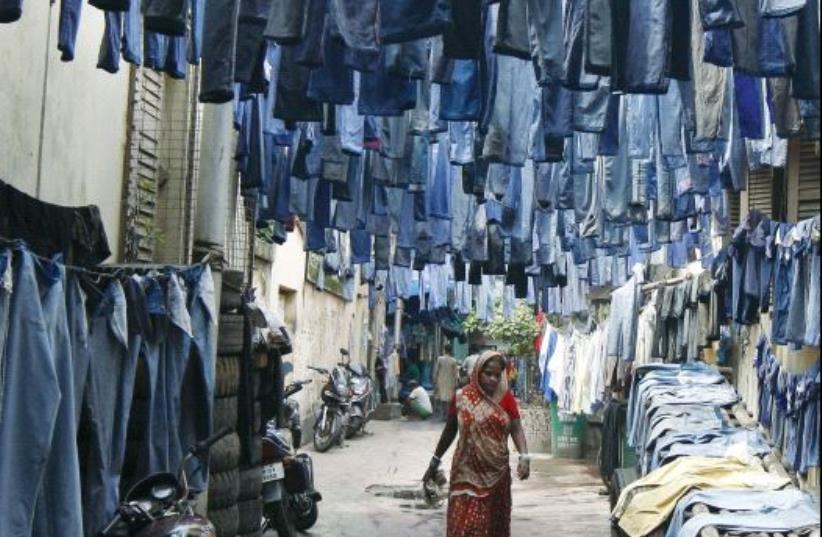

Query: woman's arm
[
  {"left": 510, "top": 418, "right": 530, "bottom": 480},
  {"left": 423, "top": 413, "right": 458, "bottom": 482}
]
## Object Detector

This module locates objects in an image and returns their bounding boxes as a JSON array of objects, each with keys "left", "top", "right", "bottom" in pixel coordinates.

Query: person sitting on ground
[{"left": 405, "top": 380, "right": 433, "bottom": 420}]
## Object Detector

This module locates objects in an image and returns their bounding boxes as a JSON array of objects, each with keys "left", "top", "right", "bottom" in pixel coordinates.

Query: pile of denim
[
  {"left": 0, "top": 243, "right": 216, "bottom": 537},
  {"left": 755, "top": 336, "right": 820, "bottom": 475},
  {"left": 665, "top": 489, "right": 820, "bottom": 537},
  {"left": 624, "top": 363, "right": 786, "bottom": 476}
]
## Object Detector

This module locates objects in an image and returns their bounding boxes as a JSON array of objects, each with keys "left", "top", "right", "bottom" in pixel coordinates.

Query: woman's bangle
[
  {"left": 518, "top": 454, "right": 530, "bottom": 463},
  {"left": 430, "top": 455, "right": 442, "bottom": 468}
]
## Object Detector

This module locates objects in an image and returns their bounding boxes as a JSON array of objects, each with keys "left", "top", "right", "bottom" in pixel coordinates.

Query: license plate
[{"left": 262, "top": 462, "right": 285, "bottom": 483}]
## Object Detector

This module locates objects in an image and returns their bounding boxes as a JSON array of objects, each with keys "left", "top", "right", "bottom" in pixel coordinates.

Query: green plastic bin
[{"left": 550, "top": 402, "right": 586, "bottom": 459}]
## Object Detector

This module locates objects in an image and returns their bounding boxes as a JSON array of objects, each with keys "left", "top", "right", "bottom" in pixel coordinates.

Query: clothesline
[
  {"left": 640, "top": 274, "right": 693, "bottom": 293},
  {"left": 0, "top": 234, "right": 215, "bottom": 279}
]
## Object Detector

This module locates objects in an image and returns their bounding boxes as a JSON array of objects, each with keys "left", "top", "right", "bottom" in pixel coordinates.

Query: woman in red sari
[{"left": 423, "top": 351, "right": 530, "bottom": 537}]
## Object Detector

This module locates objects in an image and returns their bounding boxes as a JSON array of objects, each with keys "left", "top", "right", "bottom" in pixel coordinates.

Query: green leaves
[{"left": 460, "top": 303, "right": 540, "bottom": 358}]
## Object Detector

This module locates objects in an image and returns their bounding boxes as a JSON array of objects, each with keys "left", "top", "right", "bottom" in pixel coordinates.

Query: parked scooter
[
  {"left": 262, "top": 379, "right": 322, "bottom": 537},
  {"left": 338, "top": 349, "right": 377, "bottom": 439},
  {"left": 308, "top": 361, "right": 352, "bottom": 452},
  {"left": 99, "top": 427, "right": 232, "bottom": 537}
]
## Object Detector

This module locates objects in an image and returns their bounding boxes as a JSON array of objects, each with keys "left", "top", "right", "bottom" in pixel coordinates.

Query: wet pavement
[{"left": 277, "top": 418, "right": 612, "bottom": 537}]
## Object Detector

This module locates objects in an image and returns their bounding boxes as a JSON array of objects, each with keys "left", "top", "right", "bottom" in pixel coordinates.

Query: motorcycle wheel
[
  {"left": 291, "top": 497, "right": 319, "bottom": 531},
  {"left": 313, "top": 414, "right": 336, "bottom": 453},
  {"left": 266, "top": 499, "right": 296, "bottom": 537},
  {"left": 344, "top": 417, "right": 362, "bottom": 439}
]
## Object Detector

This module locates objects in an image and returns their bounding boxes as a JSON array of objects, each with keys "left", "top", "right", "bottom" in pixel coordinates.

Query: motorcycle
[
  {"left": 262, "top": 379, "right": 322, "bottom": 537},
  {"left": 308, "top": 360, "right": 352, "bottom": 452},
  {"left": 339, "top": 350, "right": 377, "bottom": 439},
  {"left": 99, "top": 427, "right": 232, "bottom": 537}
]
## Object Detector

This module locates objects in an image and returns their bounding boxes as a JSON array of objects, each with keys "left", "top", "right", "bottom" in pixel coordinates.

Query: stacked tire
[{"left": 208, "top": 270, "right": 263, "bottom": 537}]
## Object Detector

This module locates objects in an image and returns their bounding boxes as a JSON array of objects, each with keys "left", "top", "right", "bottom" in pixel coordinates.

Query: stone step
[{"left": 372, "top": 403, "right": 403, "bottom": 421}]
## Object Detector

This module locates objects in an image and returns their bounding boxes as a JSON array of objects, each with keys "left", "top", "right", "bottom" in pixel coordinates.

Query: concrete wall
[
  {"left": 0, "top": 3, "right": 131, "bottom": 261},
  {"left": 252, "top": 226, "right": 371, "bottom": 425}
]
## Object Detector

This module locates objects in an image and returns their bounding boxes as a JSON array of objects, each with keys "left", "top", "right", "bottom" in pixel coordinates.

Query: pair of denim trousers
[
  {"left": 199, "top": 0, "right": 239, "bottom": 102},
  {"left": 0, "top": 248, "right": 81, "bottom": 537}
]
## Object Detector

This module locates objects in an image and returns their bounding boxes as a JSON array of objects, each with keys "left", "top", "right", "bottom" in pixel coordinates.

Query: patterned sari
[{"left": 446, "top": 352, "right": 518, "bottom": 537}]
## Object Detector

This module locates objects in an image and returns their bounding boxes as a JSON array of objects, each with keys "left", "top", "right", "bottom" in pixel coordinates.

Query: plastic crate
[{"left": 550, "top": 402, "right": 586, "bottom": 459}]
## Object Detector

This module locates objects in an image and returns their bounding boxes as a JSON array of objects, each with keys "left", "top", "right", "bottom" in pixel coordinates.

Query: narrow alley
[{"left": 301, "top": 420, "right": 612, "bottom": 537}]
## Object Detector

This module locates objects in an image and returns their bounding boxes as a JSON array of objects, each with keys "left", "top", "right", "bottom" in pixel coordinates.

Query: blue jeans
[
  {"left": 98, "top": 12, "right": 123, "bottom": 74},
  {"left": 792, "top": 0, "right": 820, "bottom": 100},
  {"left": 440, "top": 59, "right": 482, "bottom": 121},
  {"left": 379, "top": 0, "right": 452, "bottom": 44},
  {"left": 359, "top": 51, "right": 417, "bottom": 116},
  {"left": 611, "top": 0, "right": 671, "bottom": 94},
  {"left": 82, "top": 279, "right": 134, "bottom": 537},
  {"left": 0, "top": 248, "right": 64, "bottom": 537},
  {"left": 199, "top": 0, "right": 239, "bottom": 102},
  {"left": 32, "top": 259, "right": 84, "bottom": 537},
  {"left": 482, "top": 53, "right": 535, "bottom": 166},
  {"left": 528, "top": 0, "right": 564, "bottom": 84},
  {"left": 329, "top": 0, "right": 378, "bottom": 53}
]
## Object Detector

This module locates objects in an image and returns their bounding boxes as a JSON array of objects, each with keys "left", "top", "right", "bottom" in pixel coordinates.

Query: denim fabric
[
  {"left": 495, "top": 0, "right": 530, "bottom": 59},
  {"left": 482, "top": 54, "right": 536, "bottom": 166},
  {"left": 805, "top": 234, "right": 820, "bottom": 347},
  {"left": 234, "top": 15, "right": 267, "bottom": 84},
  {"left": 274, "top": 45, "right": 322, "bottom": 121},
  {"left": 444, "top": 0, "right": 483, "bottom": 59},
  {"left": 57, "top": 0, "right": 85, "bottom": 61},
  {"left": 479, "top": 2, "right": 499, "bottom": 133},
  {"left": 611, "top": 0, "right": 671, "bottom": 94},
  {"left": 759, "top": 16, "right": 797, "bottom": 77},
  {"left": 427, "top": 141, "right": 451, "bottom": 220},
  {"left": 563, "top": 0, "right": 599, "bottom": 91},
  {"left": 720, "top": 77, "right": 749, "bottom": 192},
  {"left": 527, "top": 0, "right": 564, "bottom": 84},
  {"left": 698, "top": 0, "right": 741, "bottom": 30},
  {"left": 187, "top": 0, "right": 203, "bottom": 63},
  {"left": 668, "top": 0, "right": 691, "bottom": 81},
  {"left": 0, "top": 257, "right": 10, "bottom": 423},
  {"left": 0, "top": 249, "right": 61, "bottom": 537},
  {"left": 329, "top": 0, "right": 379, "bottom": 53},
  {"left": 385, "top": 40, "right": 429, "bottom": 79},
  {"left": 379, "top": 0, "right": 452, "bottom": 44},
  {"left": 430, "top": 36, "right": 455, "bottom": 83},
  {"left": 263, "top": 0, "right": 305, "bottom": 44},
  {"left": 98, "top": 12, "right": 123, "bottom": 74},
  {"left": 333, "top": 156, "right": 363, "bottom": 231},
  {"left": 293, "top": 0, "right": 326, "bottom": 67},
  {"left": 602, "top": 102, "right": 632, "bottom": 224},
  {"left": 679, "top": 506, "right": 820, "bottom": 537},
  {"left": 584, "top": 0, "right": 611, "bottom": 75},
  {"left": 625, "top": 94, "right": 656, "bottom": 159},
  {"left": 450, "top": 182, "right": 475, "bottom": 253},
  {"left": 792, "top": 0, "right": 820, "bottom": 100},
  {"left": 143, "top": 0, "right": 188, "bottom": 35},
  {"left": 573, "top": 80, "right": 610, "bottom": 133},
  {"left": 199, "top": 0, "right": 239, "bottom": 102},
  {"left": 541, "top": 78, "right": 573, "bottom": 139},
  {"left": 359, "top": 52, "right": 417, "bottom": 117},
  {"left": 704, "top": 29, "right": 734, "bottom": 67},
  {"left": 30, "top": 260, "right": 83, "bottom": 537},
  {"left": 440, "top": 60, "right": 482, "bottom": 121},
  {"left": 734, "top": 71, "right": 764, "bottom": 139},
  {"left": 83, "top": 280, "right": 133, "bottom": 537},
  {"left": 164, "top": 36, "right": 187, "bottom": 79},
  {"left": 667, "top": 489, "right": 819, "bottom": 537},
  {"left": 598, "top": 94, "right": 621, "bottom": 156},
  {"left": 768, "top": 77, "right": 802, "bottom": 139}
]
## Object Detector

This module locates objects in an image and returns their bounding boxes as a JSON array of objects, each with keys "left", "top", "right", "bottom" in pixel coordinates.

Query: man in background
[{"left": 432, "top": 343, "right": 459, "bottom": 421}]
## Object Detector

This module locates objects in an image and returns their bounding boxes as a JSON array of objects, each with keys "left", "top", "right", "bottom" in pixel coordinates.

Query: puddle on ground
[{"left": 366, "top": 484, "right": 446, "bottom": 510}]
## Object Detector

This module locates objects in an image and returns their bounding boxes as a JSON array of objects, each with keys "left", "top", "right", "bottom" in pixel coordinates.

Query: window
[{"left": 278, "top": 286, "right": 298, "bottom": 333}]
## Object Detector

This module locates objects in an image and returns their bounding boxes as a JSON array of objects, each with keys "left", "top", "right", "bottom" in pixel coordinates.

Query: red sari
[{"left": 446, "top": 353, "right": 520, "bottom": 537}]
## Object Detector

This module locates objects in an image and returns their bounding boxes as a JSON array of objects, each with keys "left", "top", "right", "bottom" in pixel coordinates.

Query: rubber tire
[
  {"left": 216, "top": 355, "right": 241, "bottom": 397},
  {"left": 209, "top": 504, "right": 239, "bottom": 537},
  {"left": 218, "top": 313, "right": 244, "bottom": 356},
  {"left": 237, "top": 466, "right": 263, "bottom": 501},
  {"left": 210, "top": 432, "right": 241, "bottom": 473},
  {"left": 214, "top": 395, "right": 238, "bottom": 431},
  {"left": 221, "top": 270, "right": 244, "bottom": 312},
  {"left": 312, "top": 413, "right": 337, "bottom": 453},
  {"left": 266, "top": 500, "right": 295, "bottom": 537},
  {"left": 237, "top": 498, "right": 263, "bottom": 534},
  {"left": 291, "top": 498, "right": 318, "bottom": 531},
  {"left": 208, "top": 469, "right": 240, "bottom": 510}
]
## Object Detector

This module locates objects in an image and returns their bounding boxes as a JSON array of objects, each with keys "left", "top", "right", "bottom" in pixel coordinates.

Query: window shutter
[
  {"left": 747, "top": 168, "right": 774, "bottom": 218},
  {"left": 121, "top": 68, "right": 164, "bottom": 262},
  {"left": 797, "top": 141, "right": 821, "bottom": 221}
]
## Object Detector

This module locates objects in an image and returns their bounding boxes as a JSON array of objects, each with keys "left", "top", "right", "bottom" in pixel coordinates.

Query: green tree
[{"left": 461, "top": 302, "right": 540, "bottom": 358}]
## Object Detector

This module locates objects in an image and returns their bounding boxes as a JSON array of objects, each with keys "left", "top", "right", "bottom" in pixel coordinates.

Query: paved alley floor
[{"left": 286, "top": 419, "right": 612, "bottom": 537}]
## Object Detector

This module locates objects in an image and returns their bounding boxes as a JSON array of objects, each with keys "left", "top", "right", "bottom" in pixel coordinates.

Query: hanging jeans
[
  {"left": 0, "top": 253, "right": 9, "bottom": 426},
  {"left": 32, "top": 260, "right": 84, "bottom": 537},
  {"left": 379, "top": 0, "right": 452, "bottom": 44},
  {"left": 82, "top": 280, "right": 135, "bottom": 537},
  {"left": 0, "top": 248, "right": 62, "bottom": 537},
  {"left": 528, "top": 0, "right": 564, "bottom": 84},
  {"left": 199, "top": 0, "right": 239, "bottom": 102},
  {"left": 482, "top": 53, "right": 535, "bottom": 166}
]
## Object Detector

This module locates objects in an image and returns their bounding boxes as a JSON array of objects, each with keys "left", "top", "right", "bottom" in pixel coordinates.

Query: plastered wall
[{"left": 0, "top": 2, "right": 131, "bottom": 261}]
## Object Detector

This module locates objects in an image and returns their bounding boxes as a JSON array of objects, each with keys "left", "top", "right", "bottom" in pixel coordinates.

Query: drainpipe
[{"left": 192, "top": 101, "right": 234, "bottom": 514}]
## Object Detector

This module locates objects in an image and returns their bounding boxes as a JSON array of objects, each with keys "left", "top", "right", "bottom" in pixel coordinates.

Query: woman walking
[{"left": 423, "top": 351, "right": 530, "bottom": 537}]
